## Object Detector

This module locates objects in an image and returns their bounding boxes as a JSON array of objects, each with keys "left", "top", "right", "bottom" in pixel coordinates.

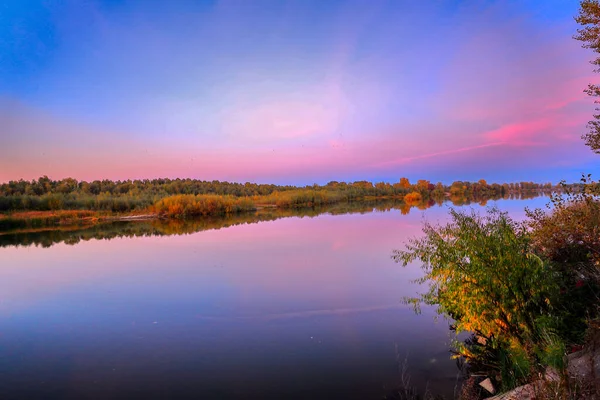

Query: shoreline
[
  {"left": 0, "top": 210, "right": 162, "bottom": 233},
  {"left": 0, "top": 192, "right": 549, "bottom": 235}
]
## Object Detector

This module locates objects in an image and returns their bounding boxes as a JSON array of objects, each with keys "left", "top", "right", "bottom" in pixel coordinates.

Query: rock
[
  {"left": 567, "top": 326, "right": 600, "bottom": 390},
  {"left": 489, "top": 329, "right": 600, "bottom": 400},
  {"left": 544, "top": 366, "right": 560, "bottom": 382},
  {"left": 479, "top": 377, "right": 495, "bottom": 394},
  {"left": 487, "top": 383, "right": 537, "bottom": 400},
  {"left": 568, "top": 347, "right": 600, "bottom": 381}
]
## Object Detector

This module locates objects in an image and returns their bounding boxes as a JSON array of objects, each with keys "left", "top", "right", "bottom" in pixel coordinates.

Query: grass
[
  {"left": 0, "top": 189, "right": 547, "bottom": 233},
  {"left": 0, "top": 210, "right": 103, "bottom": 230}
]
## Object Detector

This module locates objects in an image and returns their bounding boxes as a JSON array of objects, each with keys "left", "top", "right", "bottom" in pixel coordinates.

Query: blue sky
[{"left": 1, "top": 0, "right": 598, "bottom": 184}]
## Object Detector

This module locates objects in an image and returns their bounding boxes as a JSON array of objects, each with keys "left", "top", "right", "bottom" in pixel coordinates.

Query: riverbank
[
  {"left": 485, "top": 323, "right": 599, "bottom": 399},
  {"left": 0, "top": 210, "right": 160, "bottom": 231},
  {"left": 0, "top": 190, "right": 542, "bottom": 233}
]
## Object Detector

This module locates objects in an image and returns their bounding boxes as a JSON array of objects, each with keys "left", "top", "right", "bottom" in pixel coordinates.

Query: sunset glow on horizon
[{"left": 2, "top": 0, "right": 598, "bottom": 185}]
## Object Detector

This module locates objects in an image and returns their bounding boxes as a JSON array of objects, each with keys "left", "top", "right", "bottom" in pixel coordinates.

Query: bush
[
  {"left": 153, "top": 194, "right": 256, "bottom": 218},
  {"left": 403, "top": 192, "right": 422, "bottom": 204},
  {"left": 393, "top": 208, "right": 563, "bottom": 390},
  {"left": 527, "top": 193, "right": 600, "bottom": 346},
  {"left": 528, "top": 199, "right": 600, "bottom": 280}
]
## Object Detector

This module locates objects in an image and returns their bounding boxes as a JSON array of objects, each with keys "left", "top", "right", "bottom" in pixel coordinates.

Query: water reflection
[
  {"left": 0, "top": 193, "right": 550, "bottom": 249},
  {"left": 0, "top": 195, "right": 551, "bottom": 400}
]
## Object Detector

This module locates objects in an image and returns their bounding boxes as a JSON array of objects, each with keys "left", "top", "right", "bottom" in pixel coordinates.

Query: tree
[
  {"left": 57, "top": 178, "right": 78, "bottom": 194},
  {"left": 403, "top": 191, "right": 422, "bottom": 204},
  {"left": 575, "top": 0, "right": 600, "bottom": 152},
  {"left": 398, "top": 177, "right": 411, "bottom": 189},
  {"left": 393, "top": 208, "right": 558, "bottom": 341},
  {"left": 392, "top": 208, "right": 562, "bottom": 389},
  {"left": 432, "top": 182, "right": 445, "bottom": 198},
  {"left": 416, "top": 179, "right": 430, "bottom": 193},
  {"left": 450, "top": 181, "right": 466, "bottom": 196}
]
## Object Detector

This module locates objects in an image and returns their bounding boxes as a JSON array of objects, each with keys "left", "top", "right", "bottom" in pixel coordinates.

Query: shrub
[
  {"left": 153, "top": 194, "right": 256, "bottom": 218},
  {"left": 528, "top": 199, "right": 600, "bottom": 280},
  {"left": 403, "top": 192, "right": 422, "bottom": 204},
  {"left": 393, "top": 208, "right": 562, "bottom": 389}
]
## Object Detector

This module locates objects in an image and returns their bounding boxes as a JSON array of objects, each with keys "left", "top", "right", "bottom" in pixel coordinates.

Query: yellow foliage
[
  {"left": 153, "top": 194, "right": 255, "bottom": 218},
  {"left": 403, "top": 192, "right": 422, "bottom": 205}
]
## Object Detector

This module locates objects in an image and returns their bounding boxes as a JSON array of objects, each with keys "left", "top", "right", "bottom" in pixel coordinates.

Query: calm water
[{"left": 0, "top": 197, "right": 549, "bottom": 399}]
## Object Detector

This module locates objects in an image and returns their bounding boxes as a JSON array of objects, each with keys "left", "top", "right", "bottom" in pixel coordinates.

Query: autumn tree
[
  {"left": 450, "top": 181, "right": 466, "bottom": 196},
  {"left": 416, "top": 179, "right": 430, "bottom": 192},
  {"left": 432, "top": 182, "right": 445, "bottom": 198},
  {"left": 575, "top": 0, "right": 600, "bottom": 152},
  {"left": 375, "top": 181, "right": 392, "bottom": 195},
  {"left": 398, "top": 177, "right": 411, "bottom": 189},
  {"left": 403, "top": 191, "right": 423, "bottom": 205}
]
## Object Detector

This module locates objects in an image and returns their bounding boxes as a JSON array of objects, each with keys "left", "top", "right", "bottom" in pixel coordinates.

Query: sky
[{"left": 1, "top": 0, "right": 598, "bottom": 185}]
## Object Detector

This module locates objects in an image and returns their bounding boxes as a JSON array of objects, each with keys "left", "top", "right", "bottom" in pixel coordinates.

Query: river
[{"left": 0, "top": 196, "right": 550, "bottom": 399}]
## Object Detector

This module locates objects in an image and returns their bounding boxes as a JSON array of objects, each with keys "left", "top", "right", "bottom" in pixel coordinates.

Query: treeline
[
  {"left": 1, "top": 195, "right": 553, "bottom": 248},
  {"left": 1, "top": 199, "right": 416, "bottom": 248},
  {"left": 0, "top": 192, "right": 546, "bottom": 232},
  {"left": 0, "top": 176, "right": 560, "bottom": 213},
  {"left": 0, "top": 176, "right": 296, "bottom": 197}
]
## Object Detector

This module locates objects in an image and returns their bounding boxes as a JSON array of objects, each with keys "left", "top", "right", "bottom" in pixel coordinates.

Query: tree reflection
[{"left": 0, "top": 193, "right": 546, "bottom": 249}]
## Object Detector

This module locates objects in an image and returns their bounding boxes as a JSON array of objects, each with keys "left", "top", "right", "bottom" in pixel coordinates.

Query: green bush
[{"left": 393, "top": 208, "right": 566, "bottom": 389}]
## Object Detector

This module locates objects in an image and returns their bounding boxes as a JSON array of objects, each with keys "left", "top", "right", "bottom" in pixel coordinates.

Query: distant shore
[
  {"left": 0, "top": 176, "right": 568, "bottom": 233},
  {"left": 0, "top": 210, "right": 160, "bottom": 232},
  {"left": 0, "top": 191, "right": 549, "bottom": 234}
]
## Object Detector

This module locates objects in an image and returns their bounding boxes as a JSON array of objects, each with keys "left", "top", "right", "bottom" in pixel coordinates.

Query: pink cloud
[
  {"left": 484, "top": 118, "right": 553, "bottom": 145},
  {"left": 373, "top": 142, "right": 506, "bottom": 168},
  {"left": 432, "top": 3, "right": 590, "bottom": 125},
  {"left": 482, "top": 104, "right": 590, "bottom": 147}
]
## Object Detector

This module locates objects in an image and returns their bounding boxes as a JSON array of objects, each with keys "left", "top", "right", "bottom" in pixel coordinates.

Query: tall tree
[{"left": 575, "top": 0, "right": 600, "bottom": 153}]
